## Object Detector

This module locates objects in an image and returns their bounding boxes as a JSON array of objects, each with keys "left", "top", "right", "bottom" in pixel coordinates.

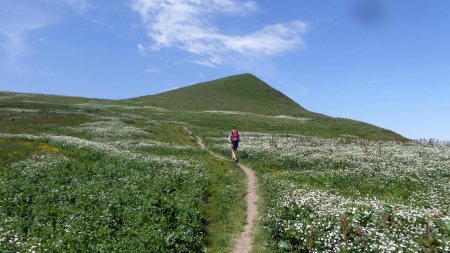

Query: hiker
[{"left": 228, "top": 129, "right": 240, "bottom": 163}]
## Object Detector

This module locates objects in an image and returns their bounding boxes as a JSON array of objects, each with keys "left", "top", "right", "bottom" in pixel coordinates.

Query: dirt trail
[{"left": 184, "top": 128, "right": 259, "bottom": 253}]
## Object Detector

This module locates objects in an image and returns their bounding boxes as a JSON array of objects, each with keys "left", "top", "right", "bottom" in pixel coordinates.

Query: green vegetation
[
  {"left": 1, "top": 143, "right": 207, "bottom": 252},
  {"left": 207, "top": 133, "right": 450, "bottom": 252},
  {"left": 0, "top": 92, "right": 246, "bottom": 252},
  {"left": 2, "top": 73, "right": 427, "bottom": 252},
  {"left": 129, "top": 73, "right": 404, "bottom": 141},
  {"left": 130, "top": 73, "right": 310, "bottom": 117}
]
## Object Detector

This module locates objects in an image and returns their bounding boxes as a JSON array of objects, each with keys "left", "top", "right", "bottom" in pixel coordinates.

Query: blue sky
[{"left": 1, "top": 0, "right": 449, "bottom": 140}]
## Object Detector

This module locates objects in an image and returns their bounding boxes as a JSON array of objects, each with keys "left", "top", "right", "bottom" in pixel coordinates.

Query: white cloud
[
  {"left": 130, "top": 0, "right": 308, "bottom": 67},
  {"left": 194, "top": 59, "right": 220, "bottom": 68}
]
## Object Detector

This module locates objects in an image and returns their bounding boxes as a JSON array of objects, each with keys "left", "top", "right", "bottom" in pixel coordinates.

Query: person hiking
[{"left": 228, "top": 129, "right": 240, "bottom": 163}]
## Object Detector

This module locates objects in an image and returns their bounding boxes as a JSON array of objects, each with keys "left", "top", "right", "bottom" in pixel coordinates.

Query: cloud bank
[{"left": 131, "top": 0, "right": 308, "bottom": 67}]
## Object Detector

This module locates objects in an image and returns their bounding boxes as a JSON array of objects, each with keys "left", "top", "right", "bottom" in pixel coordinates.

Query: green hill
[
  {"left": 130, "top": 73, "right": 311, "bottom": 117},
  {"left": 0, "top": 73, "right": 405, "bottom": 140},
  {"left": 129, "top": 73, "right": 404, "bottom": 140},
  {"left": 2, "top": 78, "right": 446, "bottom": 252}
]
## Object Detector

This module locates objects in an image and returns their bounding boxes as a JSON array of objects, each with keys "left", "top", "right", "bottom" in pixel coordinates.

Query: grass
[
  {"left": 0, "top": 94, "right": 247, "bottom": 252},
  {"left": 142, "top": 123, "right": 248, "bottom": 252},
  {"left": 152, "top": 124, "right": 197, "bottom": 146},
  {"left": 1, "top": 72, "right": 406, "bottom": 141},
  {"left": 130, "top": 73, "right": 311, "bottom": 117},
  {"left": 202, "top": 157, "right": 246, "bottom": 253},
  {"left": 177, "top": 112, "right": 403, "bottom": 141},
  {"left": 127, "top": 73, "right": 405, "bottom": 140},
  {"left": 0, "top": 109, "right": 93, "bottom": 135},
  {"left": 207, "top": 132, "right": 450, "bottom": 252},
  {"left": 1, "top": 73, "right": 418, "bottom": 252},
  {"left": 0, "top": 139, "right": 45, "bottom": 167}
]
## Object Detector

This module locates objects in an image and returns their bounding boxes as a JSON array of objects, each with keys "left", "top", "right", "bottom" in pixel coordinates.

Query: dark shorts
[{"left": 231, "top": 142, "right": 239, "bottom": 150}]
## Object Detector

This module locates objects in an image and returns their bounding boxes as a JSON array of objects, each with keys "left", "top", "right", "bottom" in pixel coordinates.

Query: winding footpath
[{"left": 184, "top": 128, "right": 259, "bottom": 253}]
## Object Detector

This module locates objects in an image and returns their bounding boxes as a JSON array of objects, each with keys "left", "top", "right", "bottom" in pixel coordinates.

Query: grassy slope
[
  {"left": 0, "top": 74, "right": 407, "bottom": 251},
  {"left": 1, "top": 73, "right": 405, "bottom": 140},
  {"left": 176, "top": 113, "right": 402, "bottom": 141},
  {"left": 130, "top": 73, "right": 310, "bottom": 117},
  {"left": 0, "top": 91, "right": 98, "bottom": 104},
  {"left": 128, "top": 73, "right": 404, "bottom": 141},
  {"left": 0, "top": 94, "right": 246, "bottom": 252}
]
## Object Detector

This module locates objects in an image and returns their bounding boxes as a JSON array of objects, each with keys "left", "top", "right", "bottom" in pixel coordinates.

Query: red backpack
[{"left": 231, "top": 130, "right": 239, "bottom": 143}]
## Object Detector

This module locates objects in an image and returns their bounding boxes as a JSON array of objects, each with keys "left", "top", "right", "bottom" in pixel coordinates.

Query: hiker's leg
[{"left": 231, "top": 149, "right": 236, "bottom": 160}]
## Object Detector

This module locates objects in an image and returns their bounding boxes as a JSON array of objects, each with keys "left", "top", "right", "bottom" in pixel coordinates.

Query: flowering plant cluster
[
  {"left": 0, "top": 117, "right": 208, "bottom": 252},
  {"left": 210, "top": 133, "right": 450, "bottom": 252}
]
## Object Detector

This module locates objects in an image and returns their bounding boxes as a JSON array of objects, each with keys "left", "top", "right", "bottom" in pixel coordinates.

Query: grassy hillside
[
  {"left": 0, "top": 92, "right": 247, "bottom": 252},
  {"left": 130, "top": 73, "right": 311, "bottom": 117},
  {"left": 0, "top": 73, "right": 405, "bottom": 141},
  {"left": 1, "top": 82, "right": 448, "bottom": 252},
  {"left": 128, "top": 73, "right": 404, "bottom": 141}
]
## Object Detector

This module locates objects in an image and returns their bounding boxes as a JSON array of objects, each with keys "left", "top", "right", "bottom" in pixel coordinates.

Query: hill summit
[
  {"left": 0, "top": 73, "right": 404, "bottom": 140},
  {"left": 131, "top": 73, "right": 310, "bottom": 116}
]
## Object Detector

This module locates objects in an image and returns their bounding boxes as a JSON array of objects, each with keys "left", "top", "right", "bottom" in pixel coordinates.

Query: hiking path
[{"left": 184, "top": 127, "right": 259, "bottom": 253}]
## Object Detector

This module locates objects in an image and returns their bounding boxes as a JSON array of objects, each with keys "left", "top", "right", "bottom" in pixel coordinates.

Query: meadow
[
  {"left": 1, "top": 88, "right": 449, "bottom": 252},
  {"left": 0, "top": 93, "right": 246, "bottom": 252},
  {"left": 208, "top": 133, "right": 450, "bottom": 252}
]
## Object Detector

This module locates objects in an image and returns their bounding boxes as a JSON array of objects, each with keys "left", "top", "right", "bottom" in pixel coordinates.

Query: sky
[{"left": 1, "top": 0, "right": 449, "bottom": 140}]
